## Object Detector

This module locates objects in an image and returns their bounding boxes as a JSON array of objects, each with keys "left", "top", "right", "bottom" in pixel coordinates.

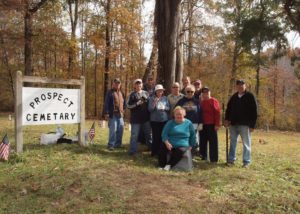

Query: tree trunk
[
  {"left": 68, "top": 0, "right": 79, "bottom": 77},
  {"left": 176, "top": 4, "right": 184, "bottom": 83},
  {"left": 187, "top": 0, "right": 193, "bottom": 66},
  {"left": 94, "top": 48, "right": 98, "bottom": 117},
  {"left": 228, "top": 0, "right": 242, "bottom": 98},
  {"left": 255, "top": 44, "right": 261, "bottom": 96},
  {"left": 143, "top": 40, "right": 157, "bottom": 82},
  {"left": 24, "top": 10, "right": 33, "bottom": 76},
  {"left": 228, "top": 40, "right": 239, "bottom": 96},
  {"left": 103, "top": 0, "right": 111, "bottom": 118},
  {"left": 0, "top": 35, "right": 15, "bottom": 101},
  {"left": 156, "top": 0, "right": 182, "bottom": 93},
  {"left": 24, "top": 0, "right": 48, "bottom": 76}
]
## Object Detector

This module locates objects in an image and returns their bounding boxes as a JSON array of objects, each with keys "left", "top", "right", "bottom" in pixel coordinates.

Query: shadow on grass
[{"left": 23, "top": 142, "right": 158, "bottom": 169}]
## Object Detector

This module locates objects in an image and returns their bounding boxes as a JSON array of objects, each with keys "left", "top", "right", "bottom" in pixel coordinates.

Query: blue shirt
[
  {"left": 148, "top": 96, "right": 170, "bottom": 122},
  {"left": 176, "top": 97, "right": 203, "bottom": 124},
  {"left": 161, "top": 119, "right": 196, "bottom": 149}
]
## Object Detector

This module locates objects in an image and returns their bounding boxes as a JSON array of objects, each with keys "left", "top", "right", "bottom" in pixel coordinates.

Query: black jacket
[
  {"left": 126, "top": 90, "right": 150, "bottom": 123},
  {"left": 225, "top": 91, "right": 257, "bottom": 128}
]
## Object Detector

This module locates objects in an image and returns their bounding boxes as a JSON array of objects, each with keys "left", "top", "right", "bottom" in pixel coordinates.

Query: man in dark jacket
[
  {"left": 225, "top": 79, "right": 257, "bottom": 167},
  {"left": 104, "top": 78, "right": 125, "bottom": 150},
  {"left": 127, "top": 79, "right": 152, "bottom": 156}
]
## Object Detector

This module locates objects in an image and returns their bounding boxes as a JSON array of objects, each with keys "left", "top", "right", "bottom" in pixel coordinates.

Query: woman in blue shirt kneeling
[{"left": 159, "top": 106, "right": 196, "bottom": 170}]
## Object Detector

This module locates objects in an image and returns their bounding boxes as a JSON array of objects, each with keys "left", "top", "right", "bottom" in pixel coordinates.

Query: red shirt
[{"left": 201, "top": 97, "right": 221, "bottom": 126}]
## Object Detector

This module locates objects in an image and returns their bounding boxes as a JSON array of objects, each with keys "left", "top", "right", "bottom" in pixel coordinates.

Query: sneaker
[
  {"left": 163, "top": 165, "right": 171, "bottom": 171},
  {"left": 114, "top": 145, "right": 123, "bottom": 149},
  {"left": 107, "top": 147, "right": 114, "bottom": 151},
  {"left": 242, "top": 163, "right": 250, "bottom": 168},
  {"left": 226, "top": 161, "right": 235, "bottom": 166}
]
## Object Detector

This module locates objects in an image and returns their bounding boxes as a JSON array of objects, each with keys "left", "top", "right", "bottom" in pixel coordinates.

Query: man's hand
[
  {"left": 215, "top": 125, "right": 220, "bottom": 131},
  {"left": 136, "top": 100, "right": 143, "bottom": 106},
  {"left": 104, "top": 114, "right": 109, "bottom": 120},
  {"left": 197, "top": 123, "right": 203, "bottom": 131},
  {"left": 224, "top": 120, "right": 230, "bottom": 127}
]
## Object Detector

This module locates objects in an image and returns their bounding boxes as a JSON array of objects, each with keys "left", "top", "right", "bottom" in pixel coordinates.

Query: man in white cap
[{"left": 127, "top": 79, "right": 152, "bottom": 156}]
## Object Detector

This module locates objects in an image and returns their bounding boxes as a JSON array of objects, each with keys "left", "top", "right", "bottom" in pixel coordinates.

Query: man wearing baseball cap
[
  {"left": 225, "top": 79, "right": 257, "bottom": 167},
  {"left": 104, "top": 78, "right": 125, "bottom": 150},
  {"left": 127, "top": 78, "right": 152, "bottom": 156}
]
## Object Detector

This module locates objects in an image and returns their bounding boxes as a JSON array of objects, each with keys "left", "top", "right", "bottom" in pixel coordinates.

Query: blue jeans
[
  {"left": 129, "top": 122, "right": 152, "bottom": 155},
  {"left": 229, "top": 125, "right": 251, "bottom": 164},
  {"left": 108, "top": 116, "right": 124, "bottom": 148}
]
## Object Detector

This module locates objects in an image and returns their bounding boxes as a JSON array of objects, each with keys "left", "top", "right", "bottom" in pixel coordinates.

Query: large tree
[{"left": 155, "top": 0, "right": 182, "bottom": 92}]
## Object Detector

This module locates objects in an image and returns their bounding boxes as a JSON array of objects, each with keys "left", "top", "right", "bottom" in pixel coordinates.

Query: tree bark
[
  {"left": 0, "top": 35, "right": 15, "bottom": 101},
  {"left": 103, "top": 0, "right": 111, "bottom": 117},
  {"left": 228, "top": 0, "right": 242, "bottom": 98},
  {"left": 24, "top": 9, "right": 33, "bottom": 76},
  {"left": 24, "top": 0, "right": 48, "bottom": 76},
  {"left": 187, "top": 0, "right": 193, "bottom": 66},
  {"left": 176, "top": 4, "right": 184, "bottom": 83},
  {"left": 156, "top": 0, "right": 182, "bottom": 93},
  {"left": 143, "top": 40, "right": 157, "bottom": 82},
  {"left": 94, "top": 48, "right": 98, "bottom": 117},
  {"left": 67, "top": 0, "right": 79, "bottom": 77}
]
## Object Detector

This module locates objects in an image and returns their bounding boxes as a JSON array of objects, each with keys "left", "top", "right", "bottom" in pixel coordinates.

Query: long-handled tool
[{"left": 226, "top": 127, "right": 229, "bottom": 163}]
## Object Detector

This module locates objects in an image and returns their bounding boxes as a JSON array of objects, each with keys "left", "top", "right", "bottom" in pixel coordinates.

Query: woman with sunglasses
[{"left": 176, "top": 85, "right": 203, "bottom": 152}]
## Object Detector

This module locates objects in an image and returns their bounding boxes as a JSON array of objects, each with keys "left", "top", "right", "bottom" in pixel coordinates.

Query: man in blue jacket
[
  {"left": 225, "top": 79, "right": 257, "bottom": 167},
  {"left": 104, "top": 78, "right": 126, "bottom": 150}
]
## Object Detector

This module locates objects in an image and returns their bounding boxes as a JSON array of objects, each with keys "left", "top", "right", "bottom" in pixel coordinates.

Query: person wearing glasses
[
  {"left": 176, "top": 85, "right": 203, "bottom": 152},
  {"left": 167, "top": 82, "right": 184, "bottom": 114}
]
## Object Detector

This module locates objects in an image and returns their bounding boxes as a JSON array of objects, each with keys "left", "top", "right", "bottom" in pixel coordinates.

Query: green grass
[{"left": 0, "top": 114, "right": 299, "bottom": 213}]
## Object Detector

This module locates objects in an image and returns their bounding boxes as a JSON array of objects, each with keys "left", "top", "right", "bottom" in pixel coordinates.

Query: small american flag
[
  {"left": 0, "top": 134, "right": 10, "bottom": 161},
  {"left": 88, "top": 122, "right": 95, "bottom": 141}
]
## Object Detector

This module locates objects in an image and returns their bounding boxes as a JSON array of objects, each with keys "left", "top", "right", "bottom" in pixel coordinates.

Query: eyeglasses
[{"left": 186, "top": 91, "right": 194, "bottom": 93}]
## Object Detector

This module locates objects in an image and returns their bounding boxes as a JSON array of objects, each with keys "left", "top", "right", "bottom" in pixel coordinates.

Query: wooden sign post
[{"left": 15, "top": 71, "right": 86, "bottom": 153}]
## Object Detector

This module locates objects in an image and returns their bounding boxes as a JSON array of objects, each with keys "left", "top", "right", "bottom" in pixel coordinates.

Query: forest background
[{"left": 0, "top": 0, "right": 300, "bottom": 131}]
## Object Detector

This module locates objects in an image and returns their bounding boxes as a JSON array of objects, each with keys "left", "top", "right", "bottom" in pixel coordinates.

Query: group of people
[{"left": 103, "top": 75, "right": 257, "bottom": 170}]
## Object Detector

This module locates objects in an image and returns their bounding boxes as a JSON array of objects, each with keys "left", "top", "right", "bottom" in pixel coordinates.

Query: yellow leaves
[{"left": 109, "top": 7, "right": 142, "bottom": 33}]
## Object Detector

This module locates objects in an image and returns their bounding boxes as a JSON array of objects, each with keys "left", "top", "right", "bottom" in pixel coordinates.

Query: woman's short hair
[
  {"left": 185, "top": 84, "right": 195, "bottom": 93},
  {"left": 173, "top": 106, "right": 186, "bottom": 116}
]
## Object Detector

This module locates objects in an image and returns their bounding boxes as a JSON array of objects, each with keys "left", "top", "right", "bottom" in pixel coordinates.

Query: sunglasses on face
[{"left": 186, "top": 91, "right": 194, "bottom": 93}]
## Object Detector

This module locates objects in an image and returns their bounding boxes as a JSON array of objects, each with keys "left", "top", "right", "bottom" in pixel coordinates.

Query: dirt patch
[{"left": 99, "top": 165, "right": 219, "bottom": 213}]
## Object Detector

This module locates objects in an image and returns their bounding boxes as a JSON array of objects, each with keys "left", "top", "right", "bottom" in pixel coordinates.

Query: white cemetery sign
[
  {"left": 15, "top": 71, "right": 86, "bottom": 152},
  {"left": 22, "top": 87, "right": 80, "bottom": 125}
]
